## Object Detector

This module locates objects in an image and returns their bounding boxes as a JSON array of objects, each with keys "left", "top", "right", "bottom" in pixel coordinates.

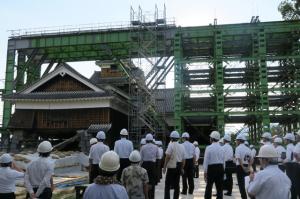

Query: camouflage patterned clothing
[{"left": 121, "top": 165, "right": 149, "bottom": 199}]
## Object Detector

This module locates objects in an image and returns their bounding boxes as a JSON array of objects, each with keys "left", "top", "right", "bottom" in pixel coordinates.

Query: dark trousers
[
  {"left": 252, "top": 158, "right": 257, "bottom": 172},
  {"left": 0, "top": 193, "right": 15, "bottom": 199},
  {"left": 26, "top": 188, "right": 52, "bottom": 199},
  {"left": 89, "top": 164, "right": 100, "bottom": 183},
  {"left": 164, "top": 162, "right": 182, "bottom": 199},
  {"left": 117, "top": 158, "right": 130, "bottom": 181},
  {"left": 194, "top": 164, "right": 199, "bottom": 178},
  {"left": 142, "top": 161, "right": 157, "bottom": 199},
  {"left": 236, "top": 165, "right": 249, "bottom": 199},
  {"left": 156, "top": 159, "right": 162, "bottom": 183},
  {"left": 286, "top": 162, "right": 300, "bottom": 199},
  {"left": 223, "top": 160, "right": 234, "bottom": 194},
  {"left": 204, "top": 164, "right": 224, "bottom": 199},
  {"left": 182, "top": 158, "right": 194, "bottom": 194}
]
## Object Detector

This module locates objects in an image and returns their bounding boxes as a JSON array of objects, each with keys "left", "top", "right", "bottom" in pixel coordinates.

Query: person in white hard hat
[
  {"left": 247, "top": 145, "right": 291, "bottom": 199},
  {"left": 163, "top": 131, "right": 186, "bottom": 199},
  {"left": 261, "top": 132, "right": 272, "bottom": 146},
  {"left": 283, "top": 132, "right": 297, "bottom": 199},
  {"left": 121, "top": 150, "right": 149, "bottom": 199},
  {"left": 25, "top": 141, "right": 54, "bottom": 199},
  {"left": 89, "top": 138, "right": 98, "bottom": 146},
  {"left": 114, "top": 128, "right": 134, "bottom": 181},
  {"left": 83, "top": 151, "right": 129, "bottom": 199},
  {"left": 155, "top": 141, "right": 164, "bottom": 181},
  {"left": 203, "top": 131, "right": 225, "bottom": 199},
  {"left": 180, "top": 132, "right": 195, "bottom": 195},
  {"left": 193, "top": 141, "right": 200, "bottom": 178},
  {"left": 222, "top": 134, "right": 234, "bottom": 196},
  {"left": 235, "top": 134, "right": 252, "bottom": 199},
  {"left": 0, "top": 153, "right": 24, "bottom": 199},
  {"left": 89, "top": 131, "right": 109, "bottom": 183},
  {"left": 249, "top": 145, "right": 257, "bottom": 172},
  {"left": 273, "top": 137, "right": 286, "bottom": 171},
  {"left": 140, "top": 133, "right": 159, "bottom": 199},
  {"left": 140, "top": 138, "right": 146, "bottom": 149}
]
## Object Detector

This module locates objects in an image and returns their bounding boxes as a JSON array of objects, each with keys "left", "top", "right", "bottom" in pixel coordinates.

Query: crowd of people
[{"left": 0, "top": 128, "right": 299, "bottom": 199}]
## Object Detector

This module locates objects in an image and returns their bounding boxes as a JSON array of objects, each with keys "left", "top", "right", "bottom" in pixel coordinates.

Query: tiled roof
[
  {"left": 152, "top": 89, "right": 174, "bottom": 113},
  {"left": 87, "top": 123, "right": 112, "bottom": 133},
  {"left": 4, "top": 91, "right": 111, "bottom": 101}
]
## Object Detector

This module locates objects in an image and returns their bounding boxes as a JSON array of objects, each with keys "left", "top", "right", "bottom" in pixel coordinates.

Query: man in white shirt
[
  {"left": 193, "top": 141, "right": 200, "bottom": 178},
  {"left": 114, "top": 128, "right": 134, "bottom": 181},
  {"left": 0, "top": 154, "right": 24, "bottom": 199},
  {"left": 235, "top": 134, "right": 252, "bottom": 199},
  {"left": 283, "top": 133, "right": 297, "bottom": 199},
  {"left": 222, "top": 134, "right": 234, "bottom": 196},
  {"left": 89, "top": 131, "right": 109, "bottom": 183},
  {"left": 25, "top": 141, "right": 54, "bottom": 199},
  {"left": 248, "top": 145, "right": 291, "bottom": 199},
  {"left": 203, "top": 131, "right": 225, "bottom": 199},
  {"left": 181, "top": 132, "right": 196, "bottom": 195},
  {"left": 260, "top": 132, "right": 272, "bottom": 146},
  {"left": 156, "top": 141, "right": 164, "bottom": 181},
  {"left": 163, "top": 131, "right": 186, "bottom": 199}
]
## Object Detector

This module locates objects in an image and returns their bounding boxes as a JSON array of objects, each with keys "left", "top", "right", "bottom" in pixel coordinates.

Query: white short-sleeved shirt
[
  {"left": 285, "top": 143, "right": 295, "bottom": 162},
  {"left": 0, "top": 167, "right": 24, "bottom": 193},
  {"left": 248, "top": 165, "right": 291, "bottom": 199},
  {"left": 251, "top": 148, "right": 257, "bottom": 159},
  {"left": 140, "top": 143, "right": 159, "bottom": 162},
  {"left": 89, "top": 142, "right": 110, "bottom": 164},
  {"left": 182, "top": 141, "right": 196, "bottom": 159},
  {"left": 194, "top": 147, "right": 200, "bottom": 162},
  {"left": 158, "top": 147, "right": 164, "bottom": 160},
  {"left": 275, "top": 145, "right": 286, "bottom": 162},
  {"left": 222, "top": 143, "right": 233, "bottom": 162},
  {"left": 114, "top": 138, "right": 134, "bottom": 159},
  {"left": 235, "top": 143, "right": 252, "bottom": 165},
  {"left": 165, "top": 141, "right": 185, "bottom": 162},
  {"left": 203, "top": 142, "right": 225, "bottom": 172}
]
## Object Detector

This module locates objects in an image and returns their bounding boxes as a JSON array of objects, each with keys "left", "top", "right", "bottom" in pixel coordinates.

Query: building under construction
[{"left": 1, "top": 7, "right": 300, "bottom": 150}]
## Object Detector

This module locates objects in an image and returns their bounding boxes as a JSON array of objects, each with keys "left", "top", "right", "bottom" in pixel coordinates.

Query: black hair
[
  {"left": 97, "top": 138, "right": 104, "bottom": 142},
  {"left": 171, "top": 138, "right": 179, "bottom": 142},
  {"left": 146, "top": 140, "right": 152, "bottom": 143},
  {"left": 237, "top": 139, "right": 245, "bottom": 143},
  {"left": 39, "top": 152, "right": 51, "bottom": 157},
  {"left": 1, "top": 162, "right": 12, "bottom": 167},
  {"left": 99, "top": 168, "right": 118, "bottom": 177},
  {"left": 211, "top": 138, "right": 219, "bottom": 142}
]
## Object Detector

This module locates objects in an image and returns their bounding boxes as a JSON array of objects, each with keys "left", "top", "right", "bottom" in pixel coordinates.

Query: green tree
[{"left": 278, "top": 0, "right": 300, "bottom": 20}]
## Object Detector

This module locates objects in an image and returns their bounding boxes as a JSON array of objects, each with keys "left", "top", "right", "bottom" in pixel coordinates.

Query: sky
[{"left": 0, "top": 0, "right": 284, "bottom": 130}]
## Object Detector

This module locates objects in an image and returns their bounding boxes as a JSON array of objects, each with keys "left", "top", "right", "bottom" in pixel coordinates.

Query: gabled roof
[{"left": 21, "top": 63, "right": 105, "bottom": 94}]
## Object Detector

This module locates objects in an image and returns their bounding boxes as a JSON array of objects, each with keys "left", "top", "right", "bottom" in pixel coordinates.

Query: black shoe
[
  {"left": 181, "top": 192, "right": 187, "bottom": 195},
  {"left": 213, "top": 193, "right": 217, "bottom": 196},
  {"left": 224, "top": 192, "right": 232, "bottom": 196}
]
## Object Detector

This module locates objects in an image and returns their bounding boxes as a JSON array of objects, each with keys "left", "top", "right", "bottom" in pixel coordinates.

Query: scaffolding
[{"left": 1, "top": 15, "right": 300, "bottom": 148}]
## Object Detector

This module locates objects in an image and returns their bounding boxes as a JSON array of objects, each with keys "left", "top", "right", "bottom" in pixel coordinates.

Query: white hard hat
[
  {"left": 170, "top": 131, "right": 180, "bottom": 139},
  {"left": 99, "top": 151, "right": 120, "bottom": 172},
  {"left": 120, "top": 128, "right": 128, "bottom": 136},
  {"left": 0, "top": 153, "right": 12, "bottom": 163},
  {"left": 250, "top": 145, "right": 254, "bottom": 148},
  {"left": 257, "top": 145, "right": 279, "bottom": 158},
  {"left": 90, "top": 138, "right": 98, "bottom": 145},
  {"left": 274, "top": 137, "right": 283, "bottom": 144},
  {"left": 261, "top": 132, "right": 272, "bottom": 139},
  {"left": 129, "top": 150, "right": 141, "bottom": 162},
  {"left": 157, "top": 141, "right": 163, "bottom": 146},
  {"left": 193, "top": 141, "right": 199, "bottom": 146},
  {"left": 283, "top": 133, "right": 295, "bottom": 141},
  {"left": 245, "top": 141, "right": 249, "bottom": 146},
  {"left": 145, "top": 133, "right": 153, "bottom": 141},
  {"left": 37, "top": 141, "right": 53, "bottom": 153},
  {"left": 210, "top": 131, "right": 220, "bottom": 140},
  {"left": 236, "top": 134, "right": 247, "bottom": 141},
  {"left": 140, "top": 138, "right": 146, "bottom": 145},
  {"left": 182, "top": 132, "right": 190, "bottom": 138},
  {"left": 96, "top": 131, "right": 106, "bottom": 140},
  {"left": 223, "top": 134, "right": 231, "bottom": 142}
]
